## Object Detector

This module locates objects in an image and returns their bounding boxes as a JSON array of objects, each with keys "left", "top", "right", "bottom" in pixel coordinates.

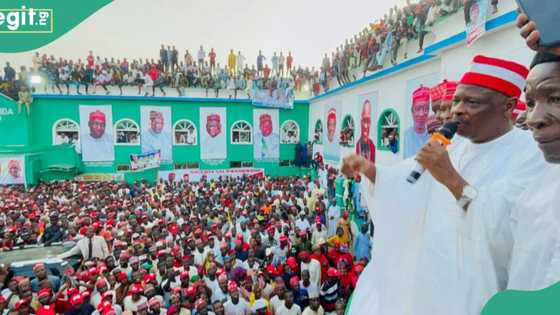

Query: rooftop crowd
[
  {"left": 318, "top": 0, "right": 500, "bottom": 91},
  {"left": 0, "top": 47, "right": 318, "bottom": 103},
  {"left": 0, "top": 0, "right": 503, "bottom": 103},
  {"left": 0, "top": 168, "right": 373, "bottom": 315}
]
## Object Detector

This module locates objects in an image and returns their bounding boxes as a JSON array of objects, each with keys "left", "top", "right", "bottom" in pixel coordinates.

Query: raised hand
[{"left": 517, "top": 13, "right": 560, "bottom": 56}]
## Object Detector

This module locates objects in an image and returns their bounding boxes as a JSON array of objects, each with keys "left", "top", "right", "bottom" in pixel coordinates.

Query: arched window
[
  {"left": 231, "top": 120, "right": 252, "bottom": 144},
  {"left": 280, "top": 120, "right": 300, "bottom": 144},
  {"left": 313, "top": 120, "right": 323, "bottom": 144},
  {"left": 377, "top": 109, "right": 400, "bottom": 153},
  {"left": 53, "top": 119, "right": 79, "bottom": 145},
  {"left": 339, "top": 115, "right": 355, "bottom": 147},
  {"left": 114, "top": 119, "right": 140, "bottom": 145},
  {"left": 174, "top": 119, "right": 197, "bottom": 145}
]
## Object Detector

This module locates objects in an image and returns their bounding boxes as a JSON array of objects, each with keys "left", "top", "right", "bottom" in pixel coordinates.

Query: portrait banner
[
  {"left": 140, "top": 106, "right": 172, "bottom": 161},
  {"left": 79, "top": 105, "right": 114, "bottom": 162},
  {"left": 0, "top": 156, "right": 25, "bottom": 185},
  {"left": 466, "top": 0, "right": 490, "bottom": 46},
  {"left": 159, "top": 168, "right": 264, "bottom": 183},
  {"left": 403, "top": 74, "right": 440, "bottom": 159},
  {"left": 252, "top": 78, "right": 295, "bottom": 109},
  {"left": 324, "top": 103, "right": 341, "bottom": 164},
  {"left": 253, "top": 109, "right": 280, "bottom": 161},
  {"left": 200, "top": 107, "right": 227, "bottom": 160},
  {"left": 355, "top": 91, "right": 379, "bottom": 163},
  {"left": 130, "top": 150, "right": 161, "bottom": 171}
]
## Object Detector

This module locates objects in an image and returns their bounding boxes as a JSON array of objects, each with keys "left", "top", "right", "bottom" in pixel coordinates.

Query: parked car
[{"left": 0, "top": 241, "right": 79, "bottom": 278}]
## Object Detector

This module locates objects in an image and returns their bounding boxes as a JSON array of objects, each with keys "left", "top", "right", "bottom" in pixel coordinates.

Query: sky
[{"left": 0, "top": 0, "right": 406, "bottom": 70}]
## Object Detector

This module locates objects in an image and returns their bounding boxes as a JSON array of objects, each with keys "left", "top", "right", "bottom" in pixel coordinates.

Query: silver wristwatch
[{"left": 457, "top": 185, "right": 478, "bottom": 209}]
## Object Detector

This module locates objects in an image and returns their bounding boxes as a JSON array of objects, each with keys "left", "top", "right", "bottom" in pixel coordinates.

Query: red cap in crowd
[
  {"left": 186, "top": 286, "right": 197, "bottom": 296},
  {"left": 327, "top": 267, "right": 339, "bottom": 278},
  {"left": 70, "top": 294, "right": 83, "bottom": 306},
  {"left": 130, "top": 284, "right": 143, "bottom": 294},
  {"left": 38, "top": 288, "right": 51, "bottom": 299},
  {"left": 227, "top": 281, "right": 238, "bottom": 292}
]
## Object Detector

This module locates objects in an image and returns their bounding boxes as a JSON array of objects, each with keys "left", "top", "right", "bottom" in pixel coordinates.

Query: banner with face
[
  {"left": 0, "top": 156, "right": 25, "bottom": 185},
  {"left": 79, "top": 105, "right": 114, "bottom": 162},
  {"left": 324, "top": 103, "right": 341, "bottom": 164},
  {"left": 356, "top": 91, "right": 379, "bottom": 163},
  {"left": 403, "top": 73, "right": 440, "bottom": 159},
  {"left": 253, "top": 109, "right": 279, "bottom": 161},
  {"left": 200, "top": 107, "right": 227, "bottom": 160},
  {"left": 141, "top": 106, "right": 172, "bottom": 161}
]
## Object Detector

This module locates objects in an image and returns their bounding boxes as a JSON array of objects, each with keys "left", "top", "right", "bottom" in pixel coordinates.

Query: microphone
[{"left": 406, "top": 121, "right": 459, "bottom": 184}]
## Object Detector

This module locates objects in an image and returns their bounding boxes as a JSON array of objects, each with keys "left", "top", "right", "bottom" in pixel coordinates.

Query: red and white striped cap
[{"left": 460, "top": 55, "right": 529, "bottom": 98}]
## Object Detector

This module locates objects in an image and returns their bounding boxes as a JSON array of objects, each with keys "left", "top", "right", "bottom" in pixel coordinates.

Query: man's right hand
[
  {"left": 517, "top": 13, "right": 560, "bottom": 56},
  {"left": 341, "top": 154, "right": 366, "bottom": 177},
  {"left": 341, "top": 154, "right": 376, "bottom": 183}
]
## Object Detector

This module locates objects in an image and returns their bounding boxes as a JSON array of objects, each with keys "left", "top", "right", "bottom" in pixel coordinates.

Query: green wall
[
  {"left": 1, "top": 94, "right": 310, "bottom": 182},
  {"left": 0, "top": 94, "right": 30, "bottom": 146}
]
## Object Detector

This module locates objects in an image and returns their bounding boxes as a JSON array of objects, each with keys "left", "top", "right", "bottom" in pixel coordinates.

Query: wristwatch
[{"left": 457, "top": 185, "right": 478, "bottom": 209}]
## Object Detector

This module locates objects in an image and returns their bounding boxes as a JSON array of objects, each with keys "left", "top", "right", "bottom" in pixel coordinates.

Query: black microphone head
[{"left": 438, "top": 121, "right": 459, "bottom": 139}]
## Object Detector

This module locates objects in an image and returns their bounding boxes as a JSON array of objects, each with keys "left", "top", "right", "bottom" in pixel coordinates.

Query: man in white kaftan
[
  {"left": 345, "top": 55, "right": 538, "bottom": 315},
  {"left": 327, "top": 200, "right": 340, "bottom": 237},
  {"left": 459, "top": 51, "right": 560, "bottom": 313}
]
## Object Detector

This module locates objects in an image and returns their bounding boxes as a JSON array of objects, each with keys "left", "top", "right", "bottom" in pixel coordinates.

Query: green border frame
[
  {"left": 376, "top": 108, "right": 400, "bottom": 152},
  {"left": 341, "top": 114, "right": 355, "bottom": 147},
  {"left": 314, "top": 119, "right": 323, "bottom": 144}
]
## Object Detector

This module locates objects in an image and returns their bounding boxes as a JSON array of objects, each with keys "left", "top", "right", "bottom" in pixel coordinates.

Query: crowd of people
[
  {"left": 0, "top": 171, "right": 373, "bottom": 315},
  {"left": 0, "top": 0, "right": 504, "bottom": 103},
  {"left": 318, "top": 0, "right": 501, "bottom": 91},
  {"left": 0, "top": 47, "right": 323, "bottom": 102}
]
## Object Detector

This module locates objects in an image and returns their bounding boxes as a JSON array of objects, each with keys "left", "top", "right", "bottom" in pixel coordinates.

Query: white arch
[
  {"left": 52, "top": 118, "right": 79, "bottom": 145},
  {"left": 173, "top": 119, "right": 198, "bottom": 145},
  {"left": 230, "top": 120, "right": 253, "bottom": 144},
  {"left": 113, "top": 118, "right": 140, "bottom": 145},
  {"left": 281, "top": 119, "right": 300, "bottom": 144}
]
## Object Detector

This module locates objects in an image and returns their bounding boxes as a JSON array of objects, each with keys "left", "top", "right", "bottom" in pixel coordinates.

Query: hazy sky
[{"left": 1, "top": 0, "right": 406, "bottom": 70}]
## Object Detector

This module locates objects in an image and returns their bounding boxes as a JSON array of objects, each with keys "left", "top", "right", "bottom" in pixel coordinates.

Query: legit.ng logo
[{"left": 0, "top": 6, "right": 53, "bottom": 33}]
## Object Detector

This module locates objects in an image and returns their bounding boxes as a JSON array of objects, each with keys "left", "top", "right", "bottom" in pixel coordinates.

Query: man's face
[
  {"left": 436, "top": 99, "right": 454, "bottom": 124},
  {"left": 309, "top": 297, "right": 320, "bottom": 311},
  {"left": 17, "top": 280, "right": 31, "bottom": 300},
  {"left": 150, "top": 304, "right": 161, "bottom": 312},
  {"left": 213, "top": 302, "right": 224, "bottom": 315},
  {"left": 412, "top": 99, "right": 430, "bottom": 129},
  {"left": 451, "top": 84, "right": 512, "bottom": 143},
  {"left": 8, "top": 162, "right": 21, "bottom": 179},
  {"left": 150, "top": 116, "right": 164, "bottom": 134},
  {"left": 86, "top": 227, "right": 95, "bottom": 239},
  {"left": 361, "top": 115, "right": 371, "bottom": 139},
  {"left": 431, "top": 99, "right": 442, "bottom": 115},
  {"left": 98, "top": 284, "right": 108, "bottom": 293},
  {"left": 230, "top": 290, "right": 239, "bottom": 302},
  {"left": 89, "top": 118, "right": 106, "bottom": 139},
  {"left": 208, "top": 265, "right": 217, "bottom": 277},
  {"left": 34, "top": 265, "right": 47, "bottom": 279},
  {"left": 260, "top": 115, "right": 273, "bottom": 137},
  {"left": 218, "top": 278, "right": 227, "bottom": 291},
  {"left": 284, "top": 292, "right": 294, "bottom": 306},
  {"left": 526, "top": 62, "right": 560, "bottom": 163},
  {"left": 470, "top": 2, "right": 480, "bottom": 20},
  {"left": 206, "top": 117, "right": 221, "bottom": 138},
  {"left": 327, "top": 116, "right": 336, "bottom": 142},
  {"left": 360, "top": 102, "right": 371, "bottom": 138},
  {"left": 302, "top": 270, "right": 310, "bottom": 282},
  {"left": 168, "top": 173, "right": 176, "bottom": 182}
]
